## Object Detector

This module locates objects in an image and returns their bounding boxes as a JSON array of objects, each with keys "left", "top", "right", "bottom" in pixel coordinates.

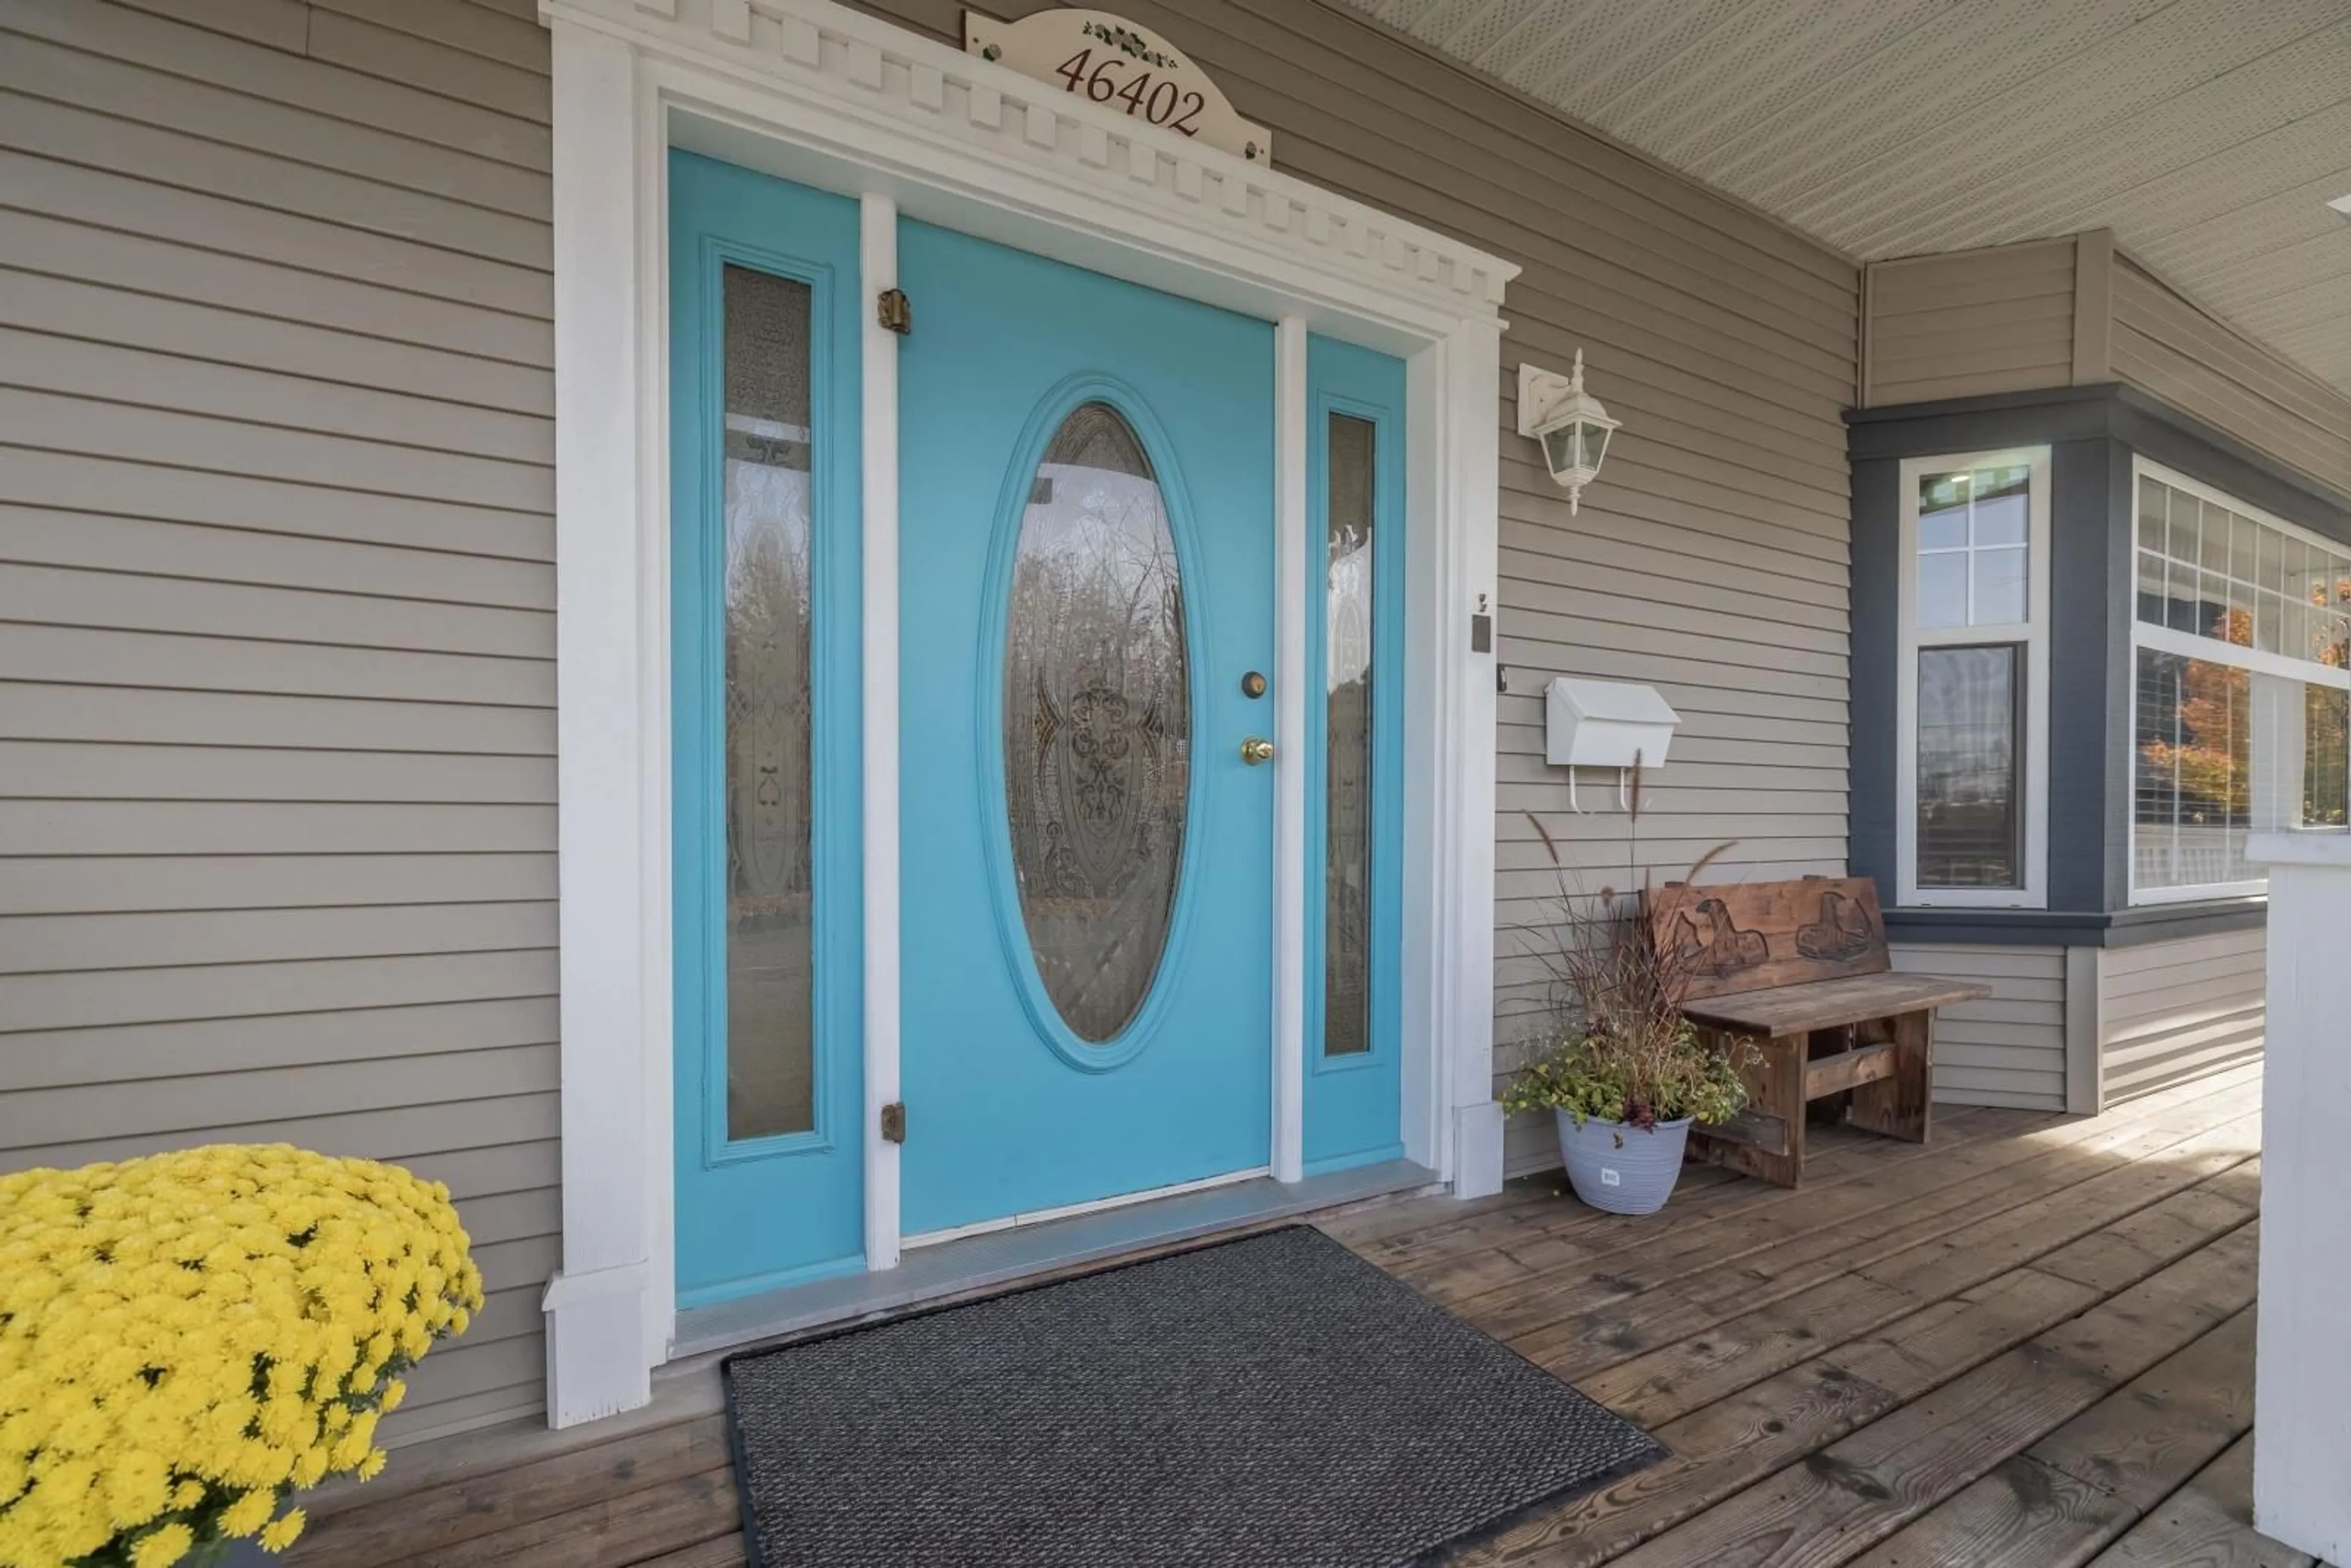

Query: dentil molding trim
[{"left": 542, "top": 0, "right": 1518, "bottom": 320}]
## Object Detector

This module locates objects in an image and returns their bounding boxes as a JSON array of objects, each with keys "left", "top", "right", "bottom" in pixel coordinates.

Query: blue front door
[{"left": 897, "top": 221, "right": 1278, "bottom": 1234}]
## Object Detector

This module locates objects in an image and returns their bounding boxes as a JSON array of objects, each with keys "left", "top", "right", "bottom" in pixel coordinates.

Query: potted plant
[
  {"left": 1502, "top": 1014, "right": 1752, "bottom": 1216},
  {"left": 1502, "top": 809, "right": 1754, "bottom": 1215}
]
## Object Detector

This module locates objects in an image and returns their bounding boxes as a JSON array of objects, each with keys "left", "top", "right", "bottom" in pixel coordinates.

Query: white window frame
[
  {"left": 2127, "top": 457, "right": 2351, "bottom": 906},
  {"left": 1895, "top": 446, "right": 2052, "bottom": 909}
]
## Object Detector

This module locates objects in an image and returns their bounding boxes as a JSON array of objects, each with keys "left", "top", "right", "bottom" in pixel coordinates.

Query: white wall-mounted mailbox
[{"left": 1545, "top": 677, "right": 1681, "bottom": 770}]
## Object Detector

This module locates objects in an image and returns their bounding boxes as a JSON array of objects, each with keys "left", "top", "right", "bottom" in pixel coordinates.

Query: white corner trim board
[
  {"left": 2248, "top": 830, "right": 2351, "bottom": 1565},
  {"left": 541, "top": 0, "right": 1518, "bottom": 1429}
]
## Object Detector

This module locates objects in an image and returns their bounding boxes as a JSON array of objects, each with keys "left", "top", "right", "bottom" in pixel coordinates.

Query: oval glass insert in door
[{"left": 1002, "top": 402, "right": 1191, "bottom": 1044}]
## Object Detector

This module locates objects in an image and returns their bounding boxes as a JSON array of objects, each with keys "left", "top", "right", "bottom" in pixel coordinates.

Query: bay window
[
  {"left": 2130, "top": 460, "right": 2351, "bottom": 903},
  {"left": 1897, "top": 449, "right": 2051, "bottom": 907}
]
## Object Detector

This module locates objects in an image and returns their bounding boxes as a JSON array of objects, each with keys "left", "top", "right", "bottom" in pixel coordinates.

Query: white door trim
[
  {"left": 857, "top": 191, "right": 902, "bottom": 1274},
  {"left": 541, "top": 0, "right": 1517, "bottom": 1429}
]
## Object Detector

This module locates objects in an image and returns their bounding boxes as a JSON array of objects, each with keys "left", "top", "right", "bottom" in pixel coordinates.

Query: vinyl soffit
[{"left": 1342, "top": 0, "right": 2351, "bottom": 396}]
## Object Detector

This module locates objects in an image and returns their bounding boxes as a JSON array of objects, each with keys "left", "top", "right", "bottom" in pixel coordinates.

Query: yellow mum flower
[
  {"left": 102, "top": 1449, "right": 172, "bottom": 1528},
  {"left": 219, "top": 1487, "right": 276, "bottom": 1539},
  {"left": 259, "top": 1506, "right": 307, "bottom": 1553},
  {"left": 1, "top": 1146, "right": 479, "bottom": 1562},
  {"left": 290, "top": 1446, "right": 330, "bottom": 1490},
  {"left": 130, "top": 1521, "right": 195, "bottom": 1568}
]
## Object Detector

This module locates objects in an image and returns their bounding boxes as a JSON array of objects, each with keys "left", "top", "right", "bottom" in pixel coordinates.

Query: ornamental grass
[{"left": 0, "top": 1145, "right": 483, "bottom": 1568}]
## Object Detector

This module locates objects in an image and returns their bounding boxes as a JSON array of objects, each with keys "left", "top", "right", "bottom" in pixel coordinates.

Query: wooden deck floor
[{"left": 287, "top": 1062, "right": 2303, "bottom": 1567}]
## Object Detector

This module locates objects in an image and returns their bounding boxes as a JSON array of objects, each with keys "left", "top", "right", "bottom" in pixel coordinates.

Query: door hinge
[
  {"left": 879, "top": 1101, "right": 907, "bottom": 1144},
  {"left": 876, "top": 288, "right": 911, "bottom": 336}
]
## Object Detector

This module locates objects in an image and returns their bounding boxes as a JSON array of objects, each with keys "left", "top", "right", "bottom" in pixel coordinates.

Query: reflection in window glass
[
  {"left": 2134, "top": 651, "right": 2254, "bottom": 894},
  {"left": 1920, "top": 489, "right": 1968, "bottom": 552},
  {"left": 1974, "top": 482, "right": 2027, "bottom": 546},
  {"left": 2306, "top": 686, "right": 2349, "bottom": 829},
  {"left": 1972, "top": 548, "right": 2027, "bottom": 627},
  {"left": 2137, "top": 476, "right": 2165, "bottom": 553},
  {"left": 2131, "top": 656, "right": 2347, "bottom": 886},
  {"left": 1917, "top": 646, "right": 2021, "bottom": 889},
  {"left": 721, "top": 263, "right": 817, "bottom": 1141},
  {"left": 1918, "top": 553, "right": 1968, "bottom": 629},
  {"left": 1323, "top": 414, "right": 1376, "bottom": 1057},
  {"left": 1916, "top": 464, "right": 2030, "bottom": 629}
]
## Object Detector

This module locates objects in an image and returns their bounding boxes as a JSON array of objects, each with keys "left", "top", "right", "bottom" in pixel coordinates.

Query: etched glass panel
[
  {"left": 1004, "top": 402, "right": 1190, "bottom": 1043},
  {"left": 721, "top": 264, "right": 816, "bottom": 1140},
  {"left": 1323, "top": 413, "right": 1376, "bottom": 1057}
]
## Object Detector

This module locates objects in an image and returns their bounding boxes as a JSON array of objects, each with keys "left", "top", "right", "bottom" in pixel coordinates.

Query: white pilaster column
[
  {"left": 2248, "top": 828, "right": 2351, "bottom": 1562},
  {"left": 1441, "top": 320, "right": 1504, "bottom": 1198},
  {"left": 543, "top": 20, "right": 659, "bottom": 1428}
]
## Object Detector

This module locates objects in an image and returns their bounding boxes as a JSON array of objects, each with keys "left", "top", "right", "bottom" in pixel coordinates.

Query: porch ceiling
[{"left": 1340, "top": 0, "right": 2351, "bottom": 396}]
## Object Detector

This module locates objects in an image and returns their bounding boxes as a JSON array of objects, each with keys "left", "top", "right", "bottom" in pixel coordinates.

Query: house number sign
[{"left": 962, "top": 9, "right": 1273, "bottom": 164}]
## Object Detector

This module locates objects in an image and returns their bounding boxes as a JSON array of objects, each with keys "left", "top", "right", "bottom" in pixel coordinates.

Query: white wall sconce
[{"left": 1517, "top": 350, "right": 1619, "bottom": 514}]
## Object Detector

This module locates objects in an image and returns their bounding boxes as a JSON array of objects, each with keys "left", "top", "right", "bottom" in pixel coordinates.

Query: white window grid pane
[
  {"left": 2135, "top": 476, "right": 2351, "bottom": 674},
  {"left": 1917, "top": 465, "right": 2034, "bottom": 631}
]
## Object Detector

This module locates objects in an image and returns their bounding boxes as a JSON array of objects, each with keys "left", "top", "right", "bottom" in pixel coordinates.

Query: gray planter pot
[{"left": 1555, "top": 1111, "right": 1692, "bottom": 1215}]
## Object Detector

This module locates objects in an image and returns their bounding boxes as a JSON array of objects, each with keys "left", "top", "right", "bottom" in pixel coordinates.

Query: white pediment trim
[{"left": 544, "top": 0, "right": 1517, "bottom": 324}]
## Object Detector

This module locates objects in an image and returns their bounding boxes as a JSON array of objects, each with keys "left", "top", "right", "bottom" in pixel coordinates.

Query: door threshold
[
  {"left": 902, "top": 1165, "right": 1272, "bottom": 1249},
  {"left": 670, "top": 1157, "right": 1437, "bottom": 1360}
]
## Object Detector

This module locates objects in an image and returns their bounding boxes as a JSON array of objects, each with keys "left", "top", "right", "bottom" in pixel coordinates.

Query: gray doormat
[{"left": 721, "top": 1225, "right": 1665, "bottom": 1567}]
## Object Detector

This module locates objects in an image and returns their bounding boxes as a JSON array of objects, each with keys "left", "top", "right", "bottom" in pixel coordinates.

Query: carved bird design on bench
[
  {"left": 1794, "top": 888, "right": 1875, "bottom": 963},
  {"left": 1669, "top": 898, "right": 1769, "bottom": 976}
]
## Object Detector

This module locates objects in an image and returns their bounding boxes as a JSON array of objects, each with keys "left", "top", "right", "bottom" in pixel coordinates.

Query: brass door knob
[{"left": 1240, "top": 737, "right": 1276, "bottom": 765}]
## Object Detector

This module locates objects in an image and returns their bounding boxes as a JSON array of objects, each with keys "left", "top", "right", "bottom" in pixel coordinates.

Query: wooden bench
[{"left": 1649, "top": 876, "right": 1991, "bottom": 1188}]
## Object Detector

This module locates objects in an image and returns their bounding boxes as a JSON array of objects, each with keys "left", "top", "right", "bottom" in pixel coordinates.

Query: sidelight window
[{"left": 719, "top": 263, "right": 819, "bottom": 1141}]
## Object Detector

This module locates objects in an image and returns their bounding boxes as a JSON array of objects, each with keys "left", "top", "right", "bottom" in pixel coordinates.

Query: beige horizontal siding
[
  {"left": 1862, "top": 238, "right": 2081, "bottom": 408},
  {"left": 0, "top": 0, "right": 554, "bottom": 1441},
  {"left": 2100, "top": 928, "right": 2267, "bottom": 1107},
  {"left": 2110, "top": 254, "right": 2351, "bottom": 498},
  {"left": 1890, "top": 943, "right": 2069, "bottom": 1111}
]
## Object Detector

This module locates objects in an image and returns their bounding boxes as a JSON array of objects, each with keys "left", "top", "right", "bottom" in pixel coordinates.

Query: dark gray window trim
[
  {"left": 1884, "top": 898, "right": 2266, "bottom": 950},
  {"left": 1850, "top": 381, "right": 2346, "bottom": 945},
  {"left": 1848, "top": 383, "right": 2351, "bottom": 539}
]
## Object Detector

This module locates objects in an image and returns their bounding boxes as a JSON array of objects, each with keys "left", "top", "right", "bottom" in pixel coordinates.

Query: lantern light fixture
[{"left": 1517, "top": 350, "right": 1619, "bottom": 514}]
